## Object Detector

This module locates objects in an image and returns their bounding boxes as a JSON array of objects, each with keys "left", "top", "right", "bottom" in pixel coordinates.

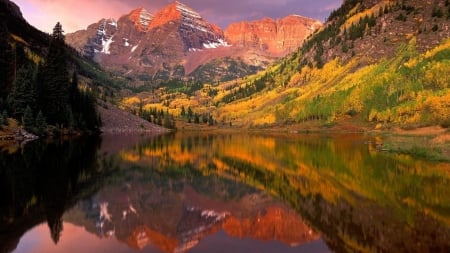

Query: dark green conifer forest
[{"left": 0, "top": 22, "right": 100, "bottom": 135}]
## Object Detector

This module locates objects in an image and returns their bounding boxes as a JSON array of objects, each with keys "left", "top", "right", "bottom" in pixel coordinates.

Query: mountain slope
[{"left": 211, "top": 0, "right": 450, "bottom": 129}]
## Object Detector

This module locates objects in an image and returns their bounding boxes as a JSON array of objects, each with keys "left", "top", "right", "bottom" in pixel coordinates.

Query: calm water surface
[{"left": 1, "top": 133, "right": 449, "bottom": 253}]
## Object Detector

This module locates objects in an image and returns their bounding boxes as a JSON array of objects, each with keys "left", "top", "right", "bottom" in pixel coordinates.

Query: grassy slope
[{"left": 215, "top": 38, "right": 450, "bottom": 129}]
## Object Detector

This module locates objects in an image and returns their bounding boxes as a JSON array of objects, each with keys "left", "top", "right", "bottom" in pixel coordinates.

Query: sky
[{"left": 14, "top": 0, "right": 342, "bottom": 33}]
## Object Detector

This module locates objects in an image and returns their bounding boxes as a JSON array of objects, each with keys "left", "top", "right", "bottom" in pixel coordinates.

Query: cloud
[{"left": 14, "top": 0, "right": 342, "bottom": 33}]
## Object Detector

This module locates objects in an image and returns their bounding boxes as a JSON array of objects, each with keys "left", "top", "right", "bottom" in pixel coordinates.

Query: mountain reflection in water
[{"left": 1, "top": 132, "right": 450, "bottom": 253}]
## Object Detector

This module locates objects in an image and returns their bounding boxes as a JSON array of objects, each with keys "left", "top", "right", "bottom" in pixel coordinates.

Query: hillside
[
  {"left": 0, "top": 0, "right": 165, "bottom": 136},
  {"left": 117, "top": 0, "right": 450, "bottom": 132}
]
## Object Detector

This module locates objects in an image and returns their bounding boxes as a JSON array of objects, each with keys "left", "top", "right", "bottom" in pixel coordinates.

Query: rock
[{"left": 225, "top": 15, "right": 322, "bottom": 56}]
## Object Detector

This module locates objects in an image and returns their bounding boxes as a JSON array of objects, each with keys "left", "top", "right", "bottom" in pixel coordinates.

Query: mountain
[
  {"left": 225, "top": 15, "right": 322, "bottom": 56},
  {"left": 67, "top": 1, "right": 227, "bottom": 83},
  {"left": 66, "top": 1, "right": 321, "bottom": 84}
]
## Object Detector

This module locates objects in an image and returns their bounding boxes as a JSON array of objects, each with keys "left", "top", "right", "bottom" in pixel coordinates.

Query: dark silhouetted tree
[
  {"left": 0, "top": 23, "right": 13, "bottom": 104},
  {"left": 7, "top": 64, "right": 37, "bottom": 118},
  {"left": 22, "top": 105, "right": 34, "bottom": 131},
  {"left": 35, "top": 110, "right": 47, "bottom": 136},
  {"left": 38, "top": 22, "right": 69, "bottom": 125}
]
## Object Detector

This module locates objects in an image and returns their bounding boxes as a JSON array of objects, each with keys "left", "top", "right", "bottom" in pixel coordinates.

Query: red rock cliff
[{"left": 225, "top": 15, "right": 322, "bottom": 56}]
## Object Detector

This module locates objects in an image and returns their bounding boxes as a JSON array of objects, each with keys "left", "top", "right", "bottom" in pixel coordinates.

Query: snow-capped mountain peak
[{"left": 128, "top": 7, "right": 153, "bottom": 31}]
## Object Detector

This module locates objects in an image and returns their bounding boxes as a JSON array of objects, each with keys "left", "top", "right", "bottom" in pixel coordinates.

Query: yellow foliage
[
  {"left": 343, "top": 1, "right": 392, "bottom": 30},
  {"left": 424, "top": 62, "right": 450, "bottom": 89},
  {"left": 123, "top": 97, "right": 141, "bottom": 106},
  {"left": 424, "top": 39, "right": 450, "bottom": 59},
  {"left": 10, "top": 34, "right": 28, "bottom": 46}
]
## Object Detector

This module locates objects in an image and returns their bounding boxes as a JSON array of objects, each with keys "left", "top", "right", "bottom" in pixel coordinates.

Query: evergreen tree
[
  {"left": 35, "top": 110, "right": 47, "bottom": 136},
  {"left": 194, "top": 114, "right": 200, "bottom": 124},
  {"left": 8, "top": 64, "right": 37, "bottom": 118},
  {"left": 0, "top": 23, "right": 13, "bottom": 103},
  {"left": 208, "top": 115, "right": 214, "bottom": 126},
  {"left": 39, "top": 22, "right": 69, "bottom": 125},
  {"left": 181, "top": 105, "right": 186, "bottom": 116},
  {"left": 2, "top": 110, "right": 8, "bottom": 126},
  {"left": 163, "top": 115, "right": 172, "bottom": 129},
  {"left": 22, "top": 105, "right": 34, "bottom": 131},
  {"left": 187, "top": 107, "right": 193, "bottom": 118},
  {"left": 52, "top": 22, "right": 65, "bottom": 42},
  {"left": 69, "top": 71, "right": 80, "bottom": 110}
]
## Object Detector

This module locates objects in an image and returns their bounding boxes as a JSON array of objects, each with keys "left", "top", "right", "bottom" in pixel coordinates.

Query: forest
[{"left": 0, "top": 22, "right": 100, "bottom": 136}]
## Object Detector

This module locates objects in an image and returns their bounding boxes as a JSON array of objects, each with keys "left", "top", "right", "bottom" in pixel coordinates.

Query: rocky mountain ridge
[
  {"left": 225, "top": 15, "right": 322, "bottom": 56},
  {"left": 66, "top": 1, "right": 321, "bottom": 84}
]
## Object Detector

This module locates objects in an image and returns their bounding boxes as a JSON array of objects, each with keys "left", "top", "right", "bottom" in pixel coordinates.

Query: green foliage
[
  {"left": 180, "top": 105, "right": 186, "bottom": 116},
  {"left": 38, "top": 23, "right": 70, "bottom": 125},
  {"left": 189, "top": 57, "right": 262, "bottom": 83},
  {"left": 161, "top": 79, "right": 203, "bottom": 96},
  {"left": 1, "top": 110, "right": 8, "bottom": 126},
  {"left": 0, "top": 24, "right": 13, "bottom": 103},
  {"left": 35, "top": 110, "right": 47, "bottom": 136},
  {"left": 7, "top": 64, "right": 36, "bottom": 118},
  {"left": 327, "top": 0, "right": 363, "bottom": 22},
  {"left": 22, "top": 105, "right": 34, "bottom": 131},
  {"left": 221, "top": 74, "right": 270, "bottom": 103},
  {"left": 140, "top": 107, "right": 175, "bottom": 129}
]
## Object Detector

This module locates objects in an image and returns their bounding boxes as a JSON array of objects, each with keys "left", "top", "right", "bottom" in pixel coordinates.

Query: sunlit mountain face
[{"left": 62, "top": 1, "right": 324, "bottom": 83}]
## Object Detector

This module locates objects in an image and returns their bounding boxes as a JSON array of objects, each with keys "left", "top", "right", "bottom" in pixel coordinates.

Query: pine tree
[
  {"left": 39, "top": 22, "right": 70, "bottom": 125},
  {"left": 52, "top": 22, "right": 65, "bottom": 42},
  {"left": 35, "top": 110, "right": 47, "bottom": 136},
  {"left": 1, "top": 110, "right": 8, "bottom": 126},
  {"left": 69, "top": 71, "right": 80, "bottom": 111},
  {"left": 208, "top": 115, "right": 214, "bottom": 126},
  {"left": 22, "top": 105, "right": 34, "bottom": 131},
  {"left": 7, "top": 64, "right": 37, "bottom": 118},
  {"left": 0, "top": 23, "right": 13, "bottom": 102},
  {"left": 194, "top": 114, "right": 200, "bottom": 124}
]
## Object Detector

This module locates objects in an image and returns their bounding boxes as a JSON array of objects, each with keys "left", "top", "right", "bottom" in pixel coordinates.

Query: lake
[{"left": 1, "top": 132, "right": 450, "bottom": 253}]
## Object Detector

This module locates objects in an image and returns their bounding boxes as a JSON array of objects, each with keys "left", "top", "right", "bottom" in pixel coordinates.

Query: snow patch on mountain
[
  {"left": 203, "top": 39, "right": 229, "bottom": 49},
  {"left": 109, "top": 19, "right": 117, "bottom": 28},
  {"left": 99, "top": 202, "right": 112, "bottom": 222},
  {"left": 131, "top": 42, "right": 140, "bottom": 52},
  {"left": 176, "top": 2, "right": 201, "bottom": 19},
  {"left": 102, "top": 35, "right": 114, "bottom": 54},
  {"left": 139, "top": 9, "right": 152, "bottom": 27}
]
